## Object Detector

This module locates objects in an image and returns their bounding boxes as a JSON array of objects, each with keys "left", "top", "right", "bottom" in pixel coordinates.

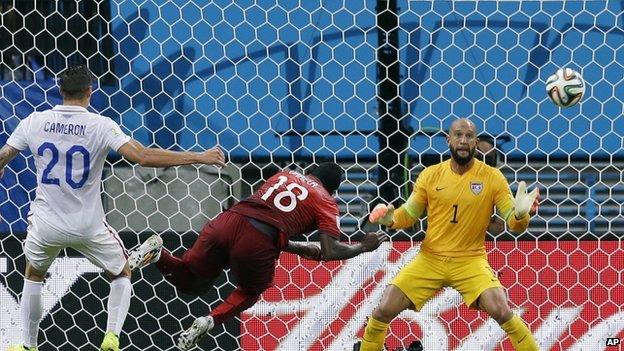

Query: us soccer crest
[{"left": 470, "top": 181, "right": 483, "bottom": 195}]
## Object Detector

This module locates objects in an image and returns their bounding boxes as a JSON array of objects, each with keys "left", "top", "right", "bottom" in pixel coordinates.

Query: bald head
[
  {"left": 449, "top": 118, "right": 477, "bottom": 135},
  {"left": 447, "top": 118, "right": 478, "bottom": 166}
]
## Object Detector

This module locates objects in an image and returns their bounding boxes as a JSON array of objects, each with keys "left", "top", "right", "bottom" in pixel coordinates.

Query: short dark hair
[
  {"left": 59, "top": 65, "right": 93, "bottom": 100},
  {"left": 308, "top": 162, "right": 344, "bottom": 194}
]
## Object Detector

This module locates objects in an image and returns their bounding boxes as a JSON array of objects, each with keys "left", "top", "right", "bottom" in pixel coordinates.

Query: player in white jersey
[{"left": 0, "top": 65, "right": 226, "bottom": 351}]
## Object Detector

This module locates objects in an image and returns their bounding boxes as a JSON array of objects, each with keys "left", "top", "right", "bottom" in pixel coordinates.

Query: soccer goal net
[{"left": 1, "top": 1, "right": 622, "bottom": 350}]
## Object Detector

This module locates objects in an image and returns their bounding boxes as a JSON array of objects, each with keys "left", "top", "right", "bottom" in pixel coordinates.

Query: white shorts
[{"left": 24, "top": 215, "right": 128, "bottom": 275}]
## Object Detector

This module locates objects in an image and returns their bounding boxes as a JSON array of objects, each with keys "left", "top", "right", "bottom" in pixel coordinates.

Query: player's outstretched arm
[
  {"left": 0, "top": 144, "right": 20, "bottom": 222},
  {"left": 284, "top": 241, "right": 322, "bottom": 260},
  {"left": 117, "top": 139, "right": 226, "bottom": 168},
  {"left": 370, "top": 170, "right": 428, "bottom": 229},
  {"left": 318, "top": 231, "right": 387, "bottom": 261},
  {"left": 0, "top": 144, "right": 21, "bottom": 179}
]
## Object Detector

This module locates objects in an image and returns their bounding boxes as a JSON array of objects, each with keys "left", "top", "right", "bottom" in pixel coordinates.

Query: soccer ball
[{"left": 545, "top": 68, "right": 585, "bottom": 107}]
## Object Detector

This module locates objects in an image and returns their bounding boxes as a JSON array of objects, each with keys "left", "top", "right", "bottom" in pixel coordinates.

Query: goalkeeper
[{"left": 360, "top": 119, "right": 540, "bottom": 351}]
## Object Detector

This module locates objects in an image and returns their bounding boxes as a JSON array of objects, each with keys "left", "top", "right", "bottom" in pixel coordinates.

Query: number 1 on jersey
[
  {"left": 261, "top": 175, "right": 309, "bottom": 212},
  {"left": 261, "top": 176, "right": 288, "bottom": 199},
  {"left": 450, "top": 204, "right": 459, "bottom": 223}
]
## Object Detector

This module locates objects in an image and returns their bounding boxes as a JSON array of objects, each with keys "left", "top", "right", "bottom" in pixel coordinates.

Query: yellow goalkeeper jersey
[{"left": 391, "top": 159, "right": 529, "bottom": 257}]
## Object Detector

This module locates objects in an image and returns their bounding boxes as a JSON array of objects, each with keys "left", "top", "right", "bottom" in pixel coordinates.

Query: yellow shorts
[{"left": 391, "top": 251, "right": 503, "bottom": 311}]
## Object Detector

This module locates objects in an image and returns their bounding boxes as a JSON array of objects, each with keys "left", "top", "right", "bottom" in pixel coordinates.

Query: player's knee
[
  {"left": 25, "top": 270, "right": 46, "bottom": 282},
  {"left": 371, "top": 304, "right": 398, "bottom": 324},
  {"left": 487, "top": 300, "right": 513, "bottom": 323},
  {"left": 25, "top": 261, "right": 47, "bottom": 282},
  {"left": 121, "top": 265, "right": 132, "bottom": 277},
  {"left": 371, "top": 285, "right": 410, "bottom": 323},
  {"left": 108, "top": 264, "right": 131, "bottom": 280}
]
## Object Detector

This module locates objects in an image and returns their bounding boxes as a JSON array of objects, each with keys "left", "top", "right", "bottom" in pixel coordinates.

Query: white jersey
[{"left": 6, "top": 105, "right": 131, "bottom": 236}]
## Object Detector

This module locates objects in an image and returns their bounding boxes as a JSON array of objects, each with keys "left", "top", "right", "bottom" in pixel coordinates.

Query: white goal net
[{"left": 1, "top": 1, "right": 623, "bottom": 350}]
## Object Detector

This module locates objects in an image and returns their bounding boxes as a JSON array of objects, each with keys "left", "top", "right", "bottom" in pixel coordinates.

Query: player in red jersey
[{"left": 128, "top": 162, "right": 387, "bottom": 350}]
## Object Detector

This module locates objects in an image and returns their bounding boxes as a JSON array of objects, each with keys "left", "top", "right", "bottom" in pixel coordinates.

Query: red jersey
[{"left": 229, "top": 170, "right": 341, "bottom": 248}]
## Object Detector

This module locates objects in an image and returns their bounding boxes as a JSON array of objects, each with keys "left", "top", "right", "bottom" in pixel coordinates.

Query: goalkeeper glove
[
  {"left": 369, "top": 203, "right": 395, "bottom": 226},
  {"left": 513, "top": 181, "right": 540, "bottom": 219}
]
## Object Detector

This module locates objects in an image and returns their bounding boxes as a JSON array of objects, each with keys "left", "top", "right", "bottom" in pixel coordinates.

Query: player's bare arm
[
  {"left": 284, "top": 241, "right": 322, "bottom": 260},
  {"left": 0, "top": 144, "right": 21, "bottom": 178},
  {"left": 117, "top": 139, "right": 225, "bottom": 168},
  {"left": 318, "top": 231, "right": 386, "bottom": 260}
]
